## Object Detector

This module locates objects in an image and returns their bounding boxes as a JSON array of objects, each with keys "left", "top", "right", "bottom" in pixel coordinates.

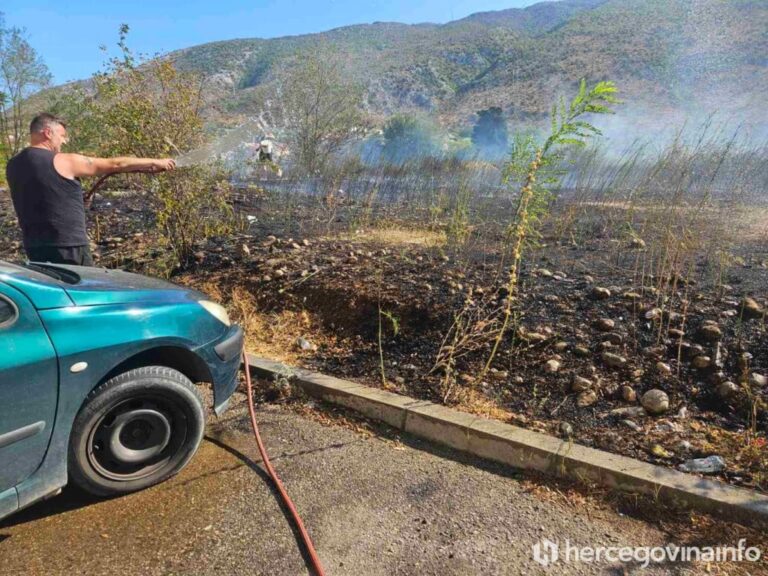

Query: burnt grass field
[{"left": 1, "top": 183, "right": 767, "bottom": 493}]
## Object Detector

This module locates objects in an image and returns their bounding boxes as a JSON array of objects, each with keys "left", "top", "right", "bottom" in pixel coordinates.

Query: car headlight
[{"left": 199, "top": 300, "right": 231, "bottom": 327}]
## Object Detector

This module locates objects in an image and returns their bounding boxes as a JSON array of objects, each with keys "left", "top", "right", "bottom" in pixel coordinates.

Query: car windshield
[{"left": 23, "top": 263, "right": 81, "bottom": 285}]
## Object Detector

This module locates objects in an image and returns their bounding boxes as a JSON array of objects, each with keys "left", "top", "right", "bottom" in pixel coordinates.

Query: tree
[
  {"left": 278, "top": 52, "right": 364, "bottom": 175},
  {"left": 0, "top": 14, "right": 52, "bottom": 163},
  {"left": 471, "top": 107, "right": 508, "bottom": 156},
  {"left": 382, "top": 113, "right": 443, "bottom": 165},
  {"left": 86, "top": 25, "right": 232, "bottom": 270}
]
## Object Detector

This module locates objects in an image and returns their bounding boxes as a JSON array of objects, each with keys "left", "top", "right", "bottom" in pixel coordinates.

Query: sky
[{"left": 2, "top": 0, "right": 539, "bottom": 84}]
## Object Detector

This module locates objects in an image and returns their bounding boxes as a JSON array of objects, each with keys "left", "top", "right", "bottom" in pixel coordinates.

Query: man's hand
[{"left": 145, "top": 158, "right": 176, "bottom": 173}]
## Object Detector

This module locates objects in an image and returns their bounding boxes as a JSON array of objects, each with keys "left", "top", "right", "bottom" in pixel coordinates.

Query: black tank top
[{"left": 6, "top": 147, "right": 87, "bottom": 247}]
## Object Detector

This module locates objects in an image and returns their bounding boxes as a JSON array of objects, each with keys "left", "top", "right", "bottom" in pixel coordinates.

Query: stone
[
  {"left": 623, "top": 292, "right": 642, "bottom": 300},
  {"left": 698, "top": 323, "right": 722, "bottom": 342},
  {"left": 679, "top": 455, "right": 726, "bottom": 474},
  {"left": 621, "top": 385, "right": 637, "bottom": 403},
  {"left": 668, "top": 328, "right": 685, "bottom": 339},
  {"left": 601, "top": 352, "right": 627, "bottom": 368},
  {"left": 591, "top": 287, "right": 611, "bottom": 300},
  {"left": 749, "top": 373, "right": 767, "bottom": 388},
  {"left": 193, "top": 251, "right": 206, "bottom": 263},
  {"left": 651, "top": 444, "right": 673, "bottom": 459},
  {"left": 718, "top": 381, "right": 740, "bottom": 400},
  {"left": 553, "top": 341, "right": 569, "bottom": 352},
  {"left": 656, "top": 362, "right": 672, "bottom": 376},
  {"left": 536, "top": 268, "right": 553, "bottom": 277},
  {"left": 622, "top": 419, "right": 642, "bottom": 432},
  {"left": 573, "top": 345, "right": 590, "bottom": 357},
  {"left": 594, "top": 318, "right": 615, "bottom": 332},
  {"left": 604, "top": 332, "right": 623, "bottom": 345},
  {"left": 741, "top": 297, "right": 764, "bottom": 319},
  {"left": 544, "top": 359, "right": 561, "bottom": 373},
  {"left": 691, "top": 356, "right": 711, "bottom": 369},
  {"left": 644, "top": 308, "right": 662, "bottom": 320},
  {"left": 559, "top": 422, "right": 574, "bottom": 438},
  {"left": 572, "top": 376, "right": 593, "bottom": 392},
  {"left": 238, "top": 243, "right": 251, "bottom": 258},
  {"left": 610, "top": 406, "right": 646, "bottom": 418},
  {"left": 641, "top": 389, "right": 669, "bottom": 415},
  {"left": 576, "top": 390, "right": 598, "bottom": 407},
  {"left": 295, "top": 337, "right": 317, "bottom": 352},
  {"left": 630, "top": 237, "right": 646, "bottom": 249}
]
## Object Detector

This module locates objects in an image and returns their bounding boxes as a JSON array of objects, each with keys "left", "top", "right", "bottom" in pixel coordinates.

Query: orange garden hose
[{"left": 242, "top": 352, "right": 327, "bottom": 576}]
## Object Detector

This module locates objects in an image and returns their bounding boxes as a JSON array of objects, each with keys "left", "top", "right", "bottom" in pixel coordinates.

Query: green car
[{"left": 0, "top": 260, "right": 243, "bottom": 522}]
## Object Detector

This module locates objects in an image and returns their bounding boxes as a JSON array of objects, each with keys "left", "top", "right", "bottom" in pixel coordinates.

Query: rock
[
  {"left": 623, "top": 291, "right": 642, "bottom": 300},
  {"left": 536, "top": 268, "right": 553, "bottom": 277},
  {"left": 679, "top": 455, "right": 726, "bottom": 474},
  {"left": 237, "top": 243, "right": 251, "bottom": 258},
  {"left": 630, "top": 237, "right": 646, "bottom": 249},
  {"left": 656, "top": 362, "right": 672, "bottom": 376},
  {"left": 698, "top": 323, "right": 722, "bottom": 342},
  {"left": 644, "top": 308, "right": 662, "bottom": 320},
  {"left": 653, "top": 419, "right": 680, "bottom": 433},
  {"left": 691, "top": 356, "right": 711, "bottom": 369},
  {"left": 604, "top": 332, "right": 623, "bottom": 345},
  {"left": 621, "top": 385, "right": 637, "bottom": 402},
  {"left": 601, "top": 352, "right": 627, "bottom": 368},
  {"left": 594, "top": 318, "right": 615, "bottom": 332},
  {"left": 591, "top": 287, "right": 611, "bottom": 300},
  {"left": 573, "top": 345, "right": 590, "bottom": 357},
  {"left": 559, "top": 422, "right": 574, "bottom": 438},
  {"left": 676, "top": 440, "right": 692, "bottom": 453},
  {"left": 193, "top": 251, "right": 206, "bottom": 263},
  {"left": 651, "top": 444, "right": 673, "bottom": 459},
  {"left": 576, "top": 390, "right": 598, "bottom": 407},
  {"left": 523, "top": 331, "right": 548, "bottom": 343},
  {"left": 718, "top": 381, "right": 740, "bottom": 400},
  {"left": 741, "top": 297, "right": 764, "bottom": 319},
  {"left": 641, "top": 389, "right": 669, "bottom": 415},
  {"left": 749, "top": 373, "right": 767, "bottom": 388},
  {"left": 622, "top": 419, "right": 642, "bottom": 432},
  {"left": 553, "top": 341, "right": 569, "bottom": 352},
  {"left": 572, "top": 376, "right": 593, "bottom": 392},
  {"left": 261, "top": 275, "right": 272, "bottom": 282},
  {"left": 274, "top": 269, "right": 285, "bottom": 278},
  {"left": 611, "top": 406, "right": 646, "bottom": 418},
  {"left": 544, "top": 359, "right": 561, "bottom": 374},
  {"left": 668, "top": 328, "right": 685, "bottom": 339},
  {"left": 295, "top": 337, "right": 317, "bottom": 352}
]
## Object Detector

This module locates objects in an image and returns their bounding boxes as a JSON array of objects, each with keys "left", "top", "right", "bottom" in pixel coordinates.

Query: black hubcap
[{"left": 88, "top": 396, "right": 188, "bottom": 482}]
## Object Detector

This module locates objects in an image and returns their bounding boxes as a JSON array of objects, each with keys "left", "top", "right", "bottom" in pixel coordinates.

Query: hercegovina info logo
[{"left": 531, "top": 538, "right": 761, "bottom": 569}]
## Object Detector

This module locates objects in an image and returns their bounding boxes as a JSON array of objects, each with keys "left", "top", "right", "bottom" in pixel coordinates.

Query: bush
[{"left": 382, "top": 113, "right": 444, "bottom": 165}]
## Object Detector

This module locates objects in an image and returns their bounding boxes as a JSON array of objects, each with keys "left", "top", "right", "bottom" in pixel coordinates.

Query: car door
[{"left": 0, "top": 281, "right": 58, "bottom": 492}]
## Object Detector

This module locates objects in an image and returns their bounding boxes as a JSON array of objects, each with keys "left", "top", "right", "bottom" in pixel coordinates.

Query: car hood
[{"left": 59, "top": 265, "right": 207, "bottom": 306}]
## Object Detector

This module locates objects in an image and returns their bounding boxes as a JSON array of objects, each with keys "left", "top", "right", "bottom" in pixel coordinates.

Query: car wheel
[{"left": 68, "top": 366, "right": 205, "bottom": 496}]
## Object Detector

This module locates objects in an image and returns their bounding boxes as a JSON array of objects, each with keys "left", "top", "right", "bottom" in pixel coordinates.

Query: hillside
[{"left": 162, "top": 0, "right": 767, "bottom": 130}]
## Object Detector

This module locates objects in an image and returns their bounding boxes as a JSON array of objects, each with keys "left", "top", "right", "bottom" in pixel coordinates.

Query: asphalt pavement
[{"left": 0, "top": 392, "right": 700, "bottom": 575}]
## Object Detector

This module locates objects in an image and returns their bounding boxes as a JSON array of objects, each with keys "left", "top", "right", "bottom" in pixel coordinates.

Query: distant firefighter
[{"left": 258, "top": 135, "right": 274, "bottom": 162}]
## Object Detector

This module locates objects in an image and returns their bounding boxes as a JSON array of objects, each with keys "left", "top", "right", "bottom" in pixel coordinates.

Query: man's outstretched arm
[{"left": 54, "top": 154, "right": 176, "bottom": 179}]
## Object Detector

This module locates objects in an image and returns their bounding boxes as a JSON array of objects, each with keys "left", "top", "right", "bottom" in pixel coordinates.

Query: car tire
[{"left": 68, "top": 366, "right": 205, "bottom": 496}]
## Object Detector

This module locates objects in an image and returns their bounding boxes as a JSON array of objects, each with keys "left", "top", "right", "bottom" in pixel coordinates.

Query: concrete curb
[{"left": 246, "top": 354, "right": 768, "bottom": 529}]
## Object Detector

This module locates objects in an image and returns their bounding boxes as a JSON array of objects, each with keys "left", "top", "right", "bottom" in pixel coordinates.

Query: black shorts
[{"left": 26, "top": 244, "right": 94, "bottom": 266}]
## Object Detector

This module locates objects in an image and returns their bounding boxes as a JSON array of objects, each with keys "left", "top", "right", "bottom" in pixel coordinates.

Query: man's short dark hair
[{"left": 30, "top": 113, "right": 67, "bottom": 134}]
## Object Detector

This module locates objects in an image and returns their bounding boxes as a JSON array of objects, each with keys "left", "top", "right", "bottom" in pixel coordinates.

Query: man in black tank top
[{"left": 6, "top": 113, "right": 177, "bottom": 266}]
